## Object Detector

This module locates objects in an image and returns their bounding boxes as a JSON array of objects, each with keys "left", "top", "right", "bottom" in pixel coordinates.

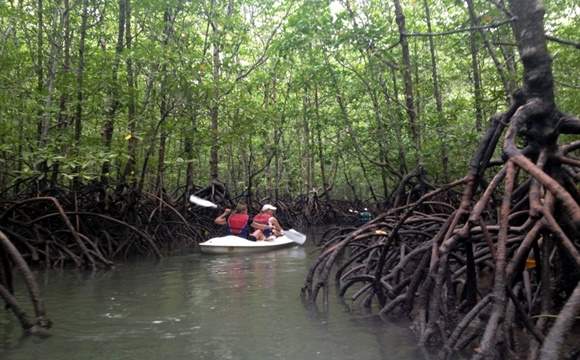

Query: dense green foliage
[{"left": 0, "top": 0, "right": 578, "bottom": 202}]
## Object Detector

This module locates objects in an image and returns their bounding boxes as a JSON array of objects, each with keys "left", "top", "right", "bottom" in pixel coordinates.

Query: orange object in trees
[{"left": 525, "top": 258, "right": 537, "bottom": 269}]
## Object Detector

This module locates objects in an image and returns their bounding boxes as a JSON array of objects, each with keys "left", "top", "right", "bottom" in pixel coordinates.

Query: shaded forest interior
[{"left": 1, "top": 0, "right": 579, "bottom": 359}]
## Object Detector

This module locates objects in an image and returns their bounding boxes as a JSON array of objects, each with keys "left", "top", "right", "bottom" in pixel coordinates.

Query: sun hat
[{"left": 261, "top": 204, "right": 277, "bottom": 211}]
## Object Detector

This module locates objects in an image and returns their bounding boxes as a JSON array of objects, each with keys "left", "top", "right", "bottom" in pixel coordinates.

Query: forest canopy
[{"left": 0, "top": 0, "right": 578, "bottom": 202}]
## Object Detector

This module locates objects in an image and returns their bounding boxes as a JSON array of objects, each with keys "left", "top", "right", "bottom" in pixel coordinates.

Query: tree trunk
[
  {"left": 358, "top": 155, "right": 377, "bottom": 203},
  {"left": 302, "top": 86, "right": 312, "bottom": 194},
  {"left": 366, "top": 61, "right": 390, "bottom": 199},
  {"left": 274, "top": 132, "right": 282, "bottom": 202},
  {"left": 121, "top": 0, "right": 137, "bottom": 185},
  {"left": 72, "top": 0, "right": 89, "bottom": 191},
  {"left": 413, "top": 41, "right": 421, "bottom": 133},
  {"left": 314, "top": 85, "right": 330, "bottom": 201},
  {"left": 343, "top": 166, "right": 359, "bottom": 204},
  {"left": 375, "top": 102, "right": 390, "bottom": 200},
  {"left": 264, "top": 80, "right": 273, "bottom": 200},
  {"left": 422, "top": 0, "right": 449, "bottom": 182},
  {"left": 392, "top": 0, "right": 420, "bottom": 162},
  {"left": 51, "top": 0, "right": 72, "bottom": 186},
  {"left": 470, "top": 0, "right": 514, "bottom": 98},
  {"left": 155, "top": 8, "right": 175, "bottom": 192},
  {"left": 383, "top": 67, "right": 408, "bottom": 175},
  {"left": 38, "top": 4, "right": 61, "bottom": 187},
  {"left": 39, "top": 5, "right": 60, "bottom": 150},
  {"left": 245, "top": 140, "right": 254, "bottom": 206},
  {"left": 184, "top": 99, "right": 198, "bottom": 204},
  {"left": 465, "top": 0, "right": 484, "bottom": 132},
  {"left": 209, "top": 0, "right": 220, "bottom": 181},
  {"left": 36, "top": 0, "right": 44, "bottom": 145},
  {"left": 155, "top": 131, "right": 167, "bottom": 192},
  {"left": 101, "top": 0, "right": 126, "bottom": 184}
]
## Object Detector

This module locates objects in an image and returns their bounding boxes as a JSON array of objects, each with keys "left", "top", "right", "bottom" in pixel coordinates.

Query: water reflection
[{"left": 1, "top": 244, "right": 423, "bottom": 360}]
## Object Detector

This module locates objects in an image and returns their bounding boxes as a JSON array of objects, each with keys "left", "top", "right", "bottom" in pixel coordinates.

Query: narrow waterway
[{"left": 1, "top": 240, "right": 424, "bottom": 360}]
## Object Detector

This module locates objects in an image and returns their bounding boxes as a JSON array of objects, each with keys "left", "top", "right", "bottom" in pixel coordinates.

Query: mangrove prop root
[
  {"left": 0, "top": 231, "right": 51, "bottom": 334},
  {"left": 301, "top": 1, "right": 580, "bottom": 357}
]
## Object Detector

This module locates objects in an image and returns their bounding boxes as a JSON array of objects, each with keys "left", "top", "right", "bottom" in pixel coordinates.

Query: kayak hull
[{"left": 199, "top": 235, "right": 296, "bottom": 254}]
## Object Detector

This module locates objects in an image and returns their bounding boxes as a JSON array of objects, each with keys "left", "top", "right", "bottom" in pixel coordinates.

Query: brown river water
[{"left": 0, "top": 234, "right": 425, "bottom": 360}]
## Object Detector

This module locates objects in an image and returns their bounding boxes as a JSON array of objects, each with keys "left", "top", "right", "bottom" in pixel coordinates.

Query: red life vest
[
  {"left": 253, "top": 213, "right": 272, "bottom": 227},
  {"left": 227, "top": 214, "right": 249, "bottom": 235}
]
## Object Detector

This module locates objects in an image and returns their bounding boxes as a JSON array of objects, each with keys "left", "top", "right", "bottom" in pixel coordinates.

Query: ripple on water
[{"left": 0, "top": 246, "right": 425, "bottom": 360}]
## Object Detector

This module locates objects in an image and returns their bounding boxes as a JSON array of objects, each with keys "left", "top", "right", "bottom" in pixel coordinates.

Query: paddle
[
  {"left": 188, "top": 195, "right": 307, "bottom": 245},
  {"left": 189, "top": 194, "right": 219, "bottom": 208},
  {"left": 283, "top": 229, "right": 307, "bottom": 245}
]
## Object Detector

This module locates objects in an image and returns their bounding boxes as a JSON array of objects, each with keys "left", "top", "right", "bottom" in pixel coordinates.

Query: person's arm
[
  {"left": 269, "top": 217, "right": 283, "bottom": 232},
  {"left": 214, "top": 209, "right": 231, "bottom": 225},
  {"left": 251, "top": 219, "right": 268, "bottom": 230}
]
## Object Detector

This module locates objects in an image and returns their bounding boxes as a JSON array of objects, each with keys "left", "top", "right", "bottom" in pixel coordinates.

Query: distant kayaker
[
  {"left": 214, "top": 203, "right": 250, "bottom": 239},
  {"left": 359, "top": 208, "right": 372, "bottom": 224},
  {"left": 251, "top": 204, "right": 283, "bottom": 241}
]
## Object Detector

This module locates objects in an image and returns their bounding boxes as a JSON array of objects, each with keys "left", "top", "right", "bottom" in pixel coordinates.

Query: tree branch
[
  {"left": 558, "top": 113, "right": 580, "bottom": 134},
  {"left": 546, "top": 35, "right": 580, "bottom": 49},
  {"left": 403, "top": 17, "right": 515, "bottom": 37}
]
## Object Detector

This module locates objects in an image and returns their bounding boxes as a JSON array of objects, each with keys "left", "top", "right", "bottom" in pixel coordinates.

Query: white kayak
[{"left": 199, "top": 229, "right": 306, "bottom": 254}]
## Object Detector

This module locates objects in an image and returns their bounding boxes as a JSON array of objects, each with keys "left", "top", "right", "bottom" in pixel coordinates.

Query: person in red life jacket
[
  {"left": 250, "top": 204, "right": 283, "bottom": 241},
  {"left": 214, "top": 203, "right": 250, "bottom": 238}
]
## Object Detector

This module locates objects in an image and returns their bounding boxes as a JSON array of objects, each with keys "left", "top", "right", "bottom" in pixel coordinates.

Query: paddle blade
[
  {"left": 189, "top": 195, "right": 218, "bottom": 208},
  {"left": 285, "top": 229, "right": 306, "bottom": 245}
]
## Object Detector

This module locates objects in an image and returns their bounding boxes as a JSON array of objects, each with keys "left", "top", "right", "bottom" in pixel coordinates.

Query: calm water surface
[{"left": 0, "top": 242, "right": 424, "bottom": 360}]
